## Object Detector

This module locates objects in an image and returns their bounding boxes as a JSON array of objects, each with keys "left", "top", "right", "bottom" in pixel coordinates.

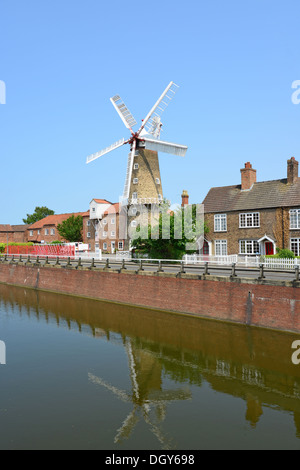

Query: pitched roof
[
  {"left": 202, "top": 177, "right": 300, "bottom": 213},
  {"left": 28, "top": 212, "right": 88, "bottom": 229},
  {"left": 91, "top": 198, "right": 112, "bottom": 204},
  {"left": 11, "top": 225, "right": 29, "bottom": 232},
  {"left": 103, "top": 203, "right": 120, "bottom": 215},
  {"left": 0, "top": 224, "right": 12, "bottom": 232}
]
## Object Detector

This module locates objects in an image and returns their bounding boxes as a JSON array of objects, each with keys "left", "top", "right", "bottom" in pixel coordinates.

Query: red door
[{"left": 265, "top": 242, "right": 274, "bottom": 255}]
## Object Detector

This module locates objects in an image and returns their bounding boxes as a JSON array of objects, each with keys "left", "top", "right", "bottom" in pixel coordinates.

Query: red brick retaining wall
[{"left": 1, "top": 263, "right": 300, "bottom": 333}]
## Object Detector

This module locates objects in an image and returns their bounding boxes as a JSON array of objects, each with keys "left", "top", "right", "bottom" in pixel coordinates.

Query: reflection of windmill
[
  {"left": 88, "top": 338, "right": 191, "bottom": 449},
  {"left": 86, "top": 82, "right": 188, "bottom": 206}
]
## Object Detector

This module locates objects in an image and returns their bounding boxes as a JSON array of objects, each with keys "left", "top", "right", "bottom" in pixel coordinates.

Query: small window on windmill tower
[
  {"left": 133, "top": 178, "right": 138, "bottom": 184},
  {"left": 155, "top": 178, "right": 160, "bottom": 184},
  {"left": 134, "top": 163, "right": 139, "bottom": 170}
]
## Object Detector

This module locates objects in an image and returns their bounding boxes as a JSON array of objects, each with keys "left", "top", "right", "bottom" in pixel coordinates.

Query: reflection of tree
[{"left": 88, "top": 338, "right": 192, "bottom": 449}]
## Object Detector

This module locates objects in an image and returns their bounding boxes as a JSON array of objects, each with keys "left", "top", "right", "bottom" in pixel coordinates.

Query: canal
[{"left": 0, "top": 284, "right": 300, "bottom": 450}]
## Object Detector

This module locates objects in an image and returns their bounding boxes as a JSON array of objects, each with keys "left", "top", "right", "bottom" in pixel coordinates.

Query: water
[{"left": 0, "top": 284, "right": 300, "bottom": 450}]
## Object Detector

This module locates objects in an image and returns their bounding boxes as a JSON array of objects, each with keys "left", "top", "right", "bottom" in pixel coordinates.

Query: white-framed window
[
  {"left": 131, "top": 220, "right": 137, "bottom": 227},
  {"left": 132, "top": 192, "right": 138, "bottom": 200},
  {"left": 133, "top": 178, "right": 138, "bottom": 184},
  {"left": 130, "top": 207, "right": 137, "bottom": 216},
  {"left": 87, "top": 220, "right": 91, "bottom": 226},
  {"left": 291, "top": 238, "right": 300, "bottom": 256},
  {"left": 239, "top": 240, "right": 260, "bottom": 255},
  {"left": 102, "top": 218, "right": 107, "bottom": 225},
  {"left": 111, "top": 231, "right": 116, "bottom": 237},
  {"left": 37, "top": 230, "right": 40, "bottom": 235},
  {"left": 158, "top": 194, "right": 162, "bottom": 201},
  {"left": 118, "top": 241, "right": 123, "bottom": 250},
  {"left": 290, "top": 209, "right": 300, "bottom": 229},
  {"left": 215, "top": 239, "right": 227, "bottom": 256},
  {"left": 50, "top": 228, "right": 55, "bottom": 235},
  {"left": 239, "top": 212, "right": 260, "bottom": 228},
  {"left": 214, "top": 214, "right": 227, "bottom": 232},
  {"left": 29, "top": 230, "right": 33, "bottom": 237},
  {"left": 88, "top": 244, "right": 91, "bottom": 250},
  {"left": 45, "top": 229, "right": 49, "bottom": 235},
  {"left": 103, "top": 231, "right": 107, "bottom": 237},
  {"left": 111, "top": 217, "right": 115, "bottom": 225},
  {"left": 92, "top": 207, "right": 95, "bottom": 212},
  {"left": 155, "top": 178, "right": 160, "bottom": 184},
  {"left": 103, "top": 242, "right": 107, "bottom": 250},
  {"left": 87, "top": 232, "right": 91, "bottom": 238},
  {"left": 134, "top": 163, "right": 139, "bottom": 170}
]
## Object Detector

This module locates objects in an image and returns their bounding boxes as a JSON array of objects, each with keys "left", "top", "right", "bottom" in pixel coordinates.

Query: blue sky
[{"left": 0, "top": 0, "right": 300, "bottom": 224}]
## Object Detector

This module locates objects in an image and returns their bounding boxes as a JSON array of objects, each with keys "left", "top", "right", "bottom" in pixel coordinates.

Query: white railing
[
  {"left": 74, "top": 250, "right": 102, "bottom": 260},
  {"left": 115, "top": 251, "right": 131, "bottom": 260},
  {"left": 262, "top": 257, "right": 300, "bottom": 270},
  {"left": 183, "top": 254, "right": 238, "bottom": 265}
]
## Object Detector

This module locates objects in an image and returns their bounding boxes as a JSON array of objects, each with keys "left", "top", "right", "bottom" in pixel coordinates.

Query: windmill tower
[{"left": 86, "top": 81, "right": 188, "bottom": 246}]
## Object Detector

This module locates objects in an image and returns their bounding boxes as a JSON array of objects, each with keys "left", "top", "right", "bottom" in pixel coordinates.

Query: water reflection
[
  {"left": 89, "top": 338, "right": 191, "bottom": 449},
  {"left": 1, "top": 284, "right": 300, "bottom": 448}
]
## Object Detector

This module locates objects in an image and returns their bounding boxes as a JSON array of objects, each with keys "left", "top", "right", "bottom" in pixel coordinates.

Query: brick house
[
  {"left": 202, "top": 157, "right": 300, "bottom": 257},
  {"left": 0, "top": 225, "right": 29, "bottom": 244},
  {"left": 27, "top": 212, "right": 89, "bottom": 244},
  {"left": 88, "top": 199, "right": 125, "bottom": 253}
]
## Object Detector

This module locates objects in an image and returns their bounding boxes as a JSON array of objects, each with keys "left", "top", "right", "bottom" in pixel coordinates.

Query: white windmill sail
[
  {"left": 138, "top": 82, "right": 179, "bottom": 137},
  {"left": 110, "top": 95, "right": 137, "bottom": 132},
  {"left": 86, "top": 138, "right": 126, "bottom": 164},
  {"left": 123, "top": 140, "right": 136, "bottom": 200},
  {"left": 142, "top": 136, "right": 187, "bottom": 157}
]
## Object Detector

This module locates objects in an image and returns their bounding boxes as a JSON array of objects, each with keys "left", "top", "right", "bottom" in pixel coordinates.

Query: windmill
[
  {"left": 86, "top": 81, "right": 188, "bottom": 206},
  {"left": 88, "top": 337, "right": 191, "bottom": 449}
]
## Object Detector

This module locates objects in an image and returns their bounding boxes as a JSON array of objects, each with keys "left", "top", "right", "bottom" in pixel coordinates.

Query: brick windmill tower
[{"left": 86, "top": 82, "right": 188, "bottom": 246}]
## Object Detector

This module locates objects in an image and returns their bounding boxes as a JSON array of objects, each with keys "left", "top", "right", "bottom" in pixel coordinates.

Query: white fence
[
  {"left": 262, "top": 257, "right": 300, "bottom": 270},
  {"left": 183, "top": 254, "right": 238, "bottom": 265},
  {"left": 183, "top": 254, "right": 300, "bottom": 270},
  {"left": 74, "top": 250, "right": 102, "bottom": 260}
]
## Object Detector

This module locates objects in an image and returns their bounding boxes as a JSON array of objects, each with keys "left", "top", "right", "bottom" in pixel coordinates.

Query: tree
[
  {"left": 57, "top": 215, "right": 83, "bottom": 242},
  {"left": 133, "top": 202, "right": 208, "bottom": 260},
  {"left": 23, "top": 206, "right": 55, "bottom": 224}
]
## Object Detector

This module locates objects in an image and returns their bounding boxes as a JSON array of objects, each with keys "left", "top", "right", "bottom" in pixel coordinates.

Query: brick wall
[{"left": 1, "top": 262, "right": 300, "bottom": 333}]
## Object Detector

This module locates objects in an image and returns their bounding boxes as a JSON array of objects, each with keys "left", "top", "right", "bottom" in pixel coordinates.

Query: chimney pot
[
  {"left": 287, "top": 157, "right": 299, "bottom": 184},
  {"left": 240, "top": 162, "right": 256, "bottom": 190},
  {"left": 181, "top": 190, "right": 189, "bottom": 207}
]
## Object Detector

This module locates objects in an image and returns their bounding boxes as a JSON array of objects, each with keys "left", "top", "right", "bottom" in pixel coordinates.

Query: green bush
[{"left": 277, "top": 248, "right": 295, "bottom": 259}]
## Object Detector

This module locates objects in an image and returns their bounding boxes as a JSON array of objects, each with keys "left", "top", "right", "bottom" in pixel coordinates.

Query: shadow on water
[{"left": 1, "top": 284, "right": 300, "bottom": 448}]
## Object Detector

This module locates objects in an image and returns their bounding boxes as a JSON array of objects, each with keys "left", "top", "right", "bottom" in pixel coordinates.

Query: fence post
[
  {"left": 258, "top": 264, "right": 265, "bottom": 280},
  {"left": 77, "top": 257, "right": 82, "bottom": 269},
  {"left": 45, "top": 256, "right": 50, "bottom": 265},
  {"left": 105, "top": 258, "right": 110, "bottom": 269},
  {"left": 230, "top": 262, "right": 237, "bottom": 278},
  {"left": 121, "top": 259, "right": 126, "bottom": 270},
  {"left": 203, "top": 262, "right": 209, "bottom": 276},
  {"left": 295, "top": 265, "right": 300, "bottom": 282},
  {"left": 66, "top": 257, "right": 71, "bottom": 267},
  {"left": 90, "top": 258, "right": 95, "bottom": 269},
  {"left": 55, "top": 257, "right": 60, "bottom": 266},
  {"left": 157, "top": 260, "right": 164, "bottom": 273}
]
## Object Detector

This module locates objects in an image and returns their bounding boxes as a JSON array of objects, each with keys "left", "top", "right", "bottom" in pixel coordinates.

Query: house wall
[
  {"left": 205, "top": 206, "right": 300, "bottom": 255},
  {"left": 205, "top": 208, "right": 281, "bottom": 255}
]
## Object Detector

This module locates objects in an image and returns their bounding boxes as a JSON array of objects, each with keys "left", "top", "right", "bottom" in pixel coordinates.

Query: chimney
[
  {"left": 287, "top": 157, "right": 299, "bottom": 184},
  {"left": 181, "top": 190, "right": 189, "bottom": 207},
  {"left": 240, "top": 162, "right": 256, "bottom": 190}
]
